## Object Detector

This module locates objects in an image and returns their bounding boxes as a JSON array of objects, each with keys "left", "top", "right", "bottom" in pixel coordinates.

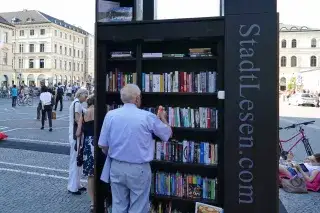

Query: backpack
[{"left": 57, "top": 87, "right": 64, "bottom": 96}]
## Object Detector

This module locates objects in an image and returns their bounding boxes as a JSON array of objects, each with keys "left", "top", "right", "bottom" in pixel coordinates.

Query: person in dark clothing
[
  {"left": 40, "top": 86, "right": 53, "bottom": 132},
  {"left": 55, "top": 82, "right": 64, "bottom": 111}
]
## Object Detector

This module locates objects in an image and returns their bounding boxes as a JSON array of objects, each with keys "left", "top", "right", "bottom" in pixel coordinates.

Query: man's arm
[
  {"left": 98, "top": 114, "right": 110, "bottom": 154},
  {"left": 147, "top": 113, "right": 172, "bottom": 142}
]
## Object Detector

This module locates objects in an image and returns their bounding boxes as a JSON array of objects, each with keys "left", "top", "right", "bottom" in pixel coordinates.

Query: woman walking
[
  {"left": 76, "top": 95, "right": 95, "bottom": 211},
  {"left": 40, "top": 86, "right": 53, "bottom": 132}
]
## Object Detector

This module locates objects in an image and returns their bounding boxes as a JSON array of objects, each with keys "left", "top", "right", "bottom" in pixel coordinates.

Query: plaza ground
[{"left": 0, "top": 98, "right": 319, "bottom": 212}]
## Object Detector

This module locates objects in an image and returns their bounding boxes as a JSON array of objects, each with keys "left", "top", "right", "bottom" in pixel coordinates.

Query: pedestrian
[
  {"left": 66, "top": 84, "right": 72, "bottom": 100},
  {"left": 67, "top": 88, "right": 88, "bottom": 195},
  {"left": 11, "top": 85, "right": 18, "bottom": 107},
  {"left": 98, "top": 84, "right": 172, "bottom": 213},
  {"left": 55, "top": 82, "right": 64, "bottom": 111},
  {"left": 39, "top": 86, "right": 53, "bottom": 132},
  {"left": 75, "top": 94, "right": 95, "bottom": 211}
]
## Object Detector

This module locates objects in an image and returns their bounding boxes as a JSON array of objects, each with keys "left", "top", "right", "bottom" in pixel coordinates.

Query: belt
[{"left": 112, "top": 158, "right": 149, "bottom": 165}]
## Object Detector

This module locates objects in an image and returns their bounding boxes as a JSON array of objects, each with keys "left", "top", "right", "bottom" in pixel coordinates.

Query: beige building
[
  {"left": 279, "top": 23, "right": 320, "bottom": 91},
  {"left": 0, "top": 16, "right": 14, "bottom": 87},
  {"left": 0, "top": 10, "right": 93, "bottom": 86}
]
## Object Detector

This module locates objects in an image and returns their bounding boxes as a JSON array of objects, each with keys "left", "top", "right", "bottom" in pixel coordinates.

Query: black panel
[
  {"left": 224, "top": 13, "right": 278, "bottom": 213},
  {"left": 97, "top": 17, "right": 224, "bottom": 41},
  {"left": 224, "top": 0, "right": 277, "bottom": 15}
]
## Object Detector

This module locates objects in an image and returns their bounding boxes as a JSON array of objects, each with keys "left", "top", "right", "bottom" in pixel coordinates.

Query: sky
[{"left": 0, "top": 0, "right": 320, "bottom": 34}]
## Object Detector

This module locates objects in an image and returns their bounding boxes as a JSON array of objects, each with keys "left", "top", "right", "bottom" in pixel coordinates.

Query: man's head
[
  {"left": 13, "top": 85, "right": 16, "bottom": 88},
  {"left": 58, "top": 82, "right": 61, "bottom": 86},
  {"left": 120, "top": 84, "right": 141, "bottom": 108},
  {"left": 41, "top": 86, "right": 48, "bottom": 93},
  {"left": 75, "top": 88, "right": 89, "bottom": 103}
]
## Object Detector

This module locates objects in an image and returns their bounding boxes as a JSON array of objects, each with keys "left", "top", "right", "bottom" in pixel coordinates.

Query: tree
[{"left": 287, "top": 77, "right": 296, "bottom": 91}]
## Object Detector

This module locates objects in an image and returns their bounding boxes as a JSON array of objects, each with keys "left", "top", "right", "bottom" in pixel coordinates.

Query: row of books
[
  {"left": 151, "top": 172, "right": 217, "bottom": 200},
  {"left": 106, "top": 71, "right": 137, "bottom": 92},
  {"left": 144, "top": 107, "right": 218, "bottom": 129},
  {"left": 110, "top": 51, "right": 133, "bottom": 58},
  {"left": 150, "top": 202, "right": 185, "bottom": 213},
  {"left": 189, "top": 48, "right": 212, "bottom": 58},
  {"left": 155, "top": 140, "right": 218, "bottom": 165},
  {"left": 142, "top": 71, "right": 217, "bottom": 93}
]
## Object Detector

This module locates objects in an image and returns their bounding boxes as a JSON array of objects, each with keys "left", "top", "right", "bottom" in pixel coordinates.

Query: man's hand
[{"left": 157, "top": 106, "right": 168, "bottom": 123}]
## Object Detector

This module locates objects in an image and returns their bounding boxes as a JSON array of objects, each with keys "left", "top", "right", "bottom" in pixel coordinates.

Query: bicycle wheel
[
  {"left": 17, "top": 98, "right": 22, "bottom": 106},
  {"left": 27, "top": 97, "right": 33, "bottom": 106}
]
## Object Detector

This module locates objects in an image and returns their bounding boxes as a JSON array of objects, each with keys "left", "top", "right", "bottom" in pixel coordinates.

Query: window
[
  {"left": 60, "top": 32, "right": 62, "bottom": 38},
  {"left": 65, "top": 47, "right": 67, "bottom": 55},
  {"left": 64, "top": 61, "right": 67, "bottom": 70},
  {"left": 73, "top": 62, "right": 75, "bottom": 71},
  {"left": 291, "top": 56, "right": 297, "bottom": 67},
  {"left": 310, "top": 56, "right": 317, "bottom": 67},
  {"left": 311, "top": 38, "right": 317, "bottom": 48},
  {"left": 280, "top": 56, "right": 287, "bottom": 67},
  {"left": 4, "top": 32, "right": 8, "bottom": 43},
  {"left": 12, "top": 31, "right": 14, "bottom": 36},
  {"left": 291, "top": 39, "right": 297, "bottom": 48},
  {"left": 78, "top": 38, "right": 80, "bottom": 43},
  {"left": 73, "top": 49, "right": 76, "bottom": 57},
  {"left": 54, "top": 59, "right": 57, "bottom": 69},
  {"left": 19, "top": 59, "right": 24, "bottom": 68},
  {"left": 60, "top": 46, "right": 62, "bottom": 54},
  {"left": 60, "top": 60, "right": 62, "bottom": 69},
  {"left": 2, "top": 52, "right": 8, "bottom": 65},
  {"left": 281, "top": 39, "right": 286, "bottom": 48},
  {"left": 81, "top": 51, "right": 83, "bottom": 58},
  {"left": 69, "top": 62, "right": 71, "bottom": 71},
  {"left": 39, "top": 59, "right": 45, "bottom": 68},
  {"left": 40, "top": 29, "right": 45, "bottom": 35},
  {"left": 77, "top": 63, "right": 80, "bottom": 71},
  {"left": 81, "top": 39, "right": 84, "bottom": 44},
  {"left": 65, "top": 33, "right": 67, "bottom": 39},
  {"left": 78, "top": 50, "right": 80, "bottom": 57},
  {"left": 20, "top": 30, "right": 24, "bottom": 36},
  {"left": 301, "top": 94, "right": 311, "bottom": 98},
  {"left": 29, "top": 44, "right": 34, "bottom": 53},
  {"left": 69, "top": 48, "right": 71, "bottom": 56},
  {"left": 55, "top": 30, "right": 57, "bottom": 36},
  {"left": 29, "top": 59, "right": 34, "bottom": 68},
  {"left": 54, "top": 44, "right": 57, "bottom": 53},
  {"left": 40, "top": 44, "right": 45, "bottom": 52},
  {"left": 30, "top": 30, "right": 34, "bottom": 36},
  {"left": 81, "top": 63, "right": 83, "bottom": 72},
  {"left": 69, "top": 35, "right": 72, "bottom": 40},
  {"left": 19, "top": 44, "right": 24, "bottom": 53}
]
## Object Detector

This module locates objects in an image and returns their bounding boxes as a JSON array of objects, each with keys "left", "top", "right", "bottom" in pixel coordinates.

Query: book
[
  {"left": 195, "top": 202, "right": 223, "bottom": 213},
  {"left": 152, "top": 172, "right": 217, "bottom": 201},
  {"left": 106, "top": 70, "right": 137, "bottom": 92},
  {"left": 97, "top": 0, "right": 120, "bottom": 22},
  {"left": 154, "top": 140, "right": 218, "bottom": 165},
  {"left": 142, "top": 71, "right": 216, "bottom": 93}
]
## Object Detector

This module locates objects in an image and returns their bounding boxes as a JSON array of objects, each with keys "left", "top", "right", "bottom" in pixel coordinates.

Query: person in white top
[
  {"left": 39, "top": 86, "right": 53, "bottom": 132},
  {"left": 294, "top": 153, "right": 320, "bottom": 182},
  {"left": 66, "top": 85, "right": 72, "bottom": 100},
  {"left": 67, "top": 88, "right": 88, "bottom": 195}
]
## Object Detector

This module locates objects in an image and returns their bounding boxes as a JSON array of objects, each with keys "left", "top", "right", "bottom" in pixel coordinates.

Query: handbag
[
  {"left": 52, "top": 111, "right": 56, "bottom": 120},
  {"left": 77, "top": 136, "right": 84, "bottom": 167},
  {"left": 281, "top": 175, "right": 308, "bottom": 193},
  {"left": 73, "top": 101, "right": 80, "bottom": 140}
]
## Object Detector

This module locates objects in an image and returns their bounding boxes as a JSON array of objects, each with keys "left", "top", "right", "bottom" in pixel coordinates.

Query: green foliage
[{"left": 287, "top": 77, "right": 296, "bottom": 91}]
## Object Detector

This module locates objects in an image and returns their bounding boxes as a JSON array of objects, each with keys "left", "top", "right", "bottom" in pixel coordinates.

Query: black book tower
[{"left": 94, "top": 0, "right": 278, "bottom": 213}]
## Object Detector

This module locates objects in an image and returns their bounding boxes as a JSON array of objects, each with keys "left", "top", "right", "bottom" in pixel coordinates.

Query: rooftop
[
  {"left": 0, "top": 15, "right": 13, "bottom": 27},
  {"left": 0, "top": 9, "right": 89, "bottom": 35},
  {"left": 279, "top": 23, "right": 320, "bottom": 32}
]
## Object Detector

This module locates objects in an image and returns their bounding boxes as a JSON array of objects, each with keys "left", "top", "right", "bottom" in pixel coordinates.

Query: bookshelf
[{"left": 95, "top": 1, "right": 278, "bottom": 213}]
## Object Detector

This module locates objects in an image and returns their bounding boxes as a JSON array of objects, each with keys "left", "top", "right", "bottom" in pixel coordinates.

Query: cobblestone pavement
[{"left": 1, "top": 98, "right": 320, "bottom": 212}]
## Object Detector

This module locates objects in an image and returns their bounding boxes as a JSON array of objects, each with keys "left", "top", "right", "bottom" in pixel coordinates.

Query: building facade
[
  {"left": 85, "top": 34, "right": 94, "bottom": 84},
  {"left": 0, "top": 16, "right": 14, "bottom": 87},
  {"left": 0, "top": 10, "right": 93, "bottom": 87},
  {"left": 279, "top": 24, "right": 320, "bottom": 92}
]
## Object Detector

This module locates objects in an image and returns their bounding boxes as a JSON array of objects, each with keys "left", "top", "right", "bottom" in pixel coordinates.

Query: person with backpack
[{"left": 55, "top": 82, "right": 64, "bottom": 111}]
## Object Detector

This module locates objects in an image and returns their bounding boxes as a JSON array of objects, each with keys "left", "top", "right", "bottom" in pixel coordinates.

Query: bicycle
[
  {"left": 17, "top": 95, "right": 33, "bottom": 106},
  {"left": 279, "top": 120, "right": 315, "bottom": 160}
]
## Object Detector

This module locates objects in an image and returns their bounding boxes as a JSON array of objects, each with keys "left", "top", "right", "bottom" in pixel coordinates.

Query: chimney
[{"left": 23, "top": 9, "right": 28, "bottom": 12}]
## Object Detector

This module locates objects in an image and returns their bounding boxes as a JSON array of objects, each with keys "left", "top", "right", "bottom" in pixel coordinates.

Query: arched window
[
  {"left": 310, "top": 56, "right": 317, "bottom": 67},
  {"left": 281, "top": 39, "right": 287, "bottom": 48},
  {"left": 291, "top": 56, "right": 297, "bottom": 67},
  {"left": 281, "top": 56, "right": 287, "bottom": 67},
  {"left": 279, "top": 77, "right": 287, "bottom": 91},
  {"left": 311, "top": 38, "right": 317, "bottom": 48},
  {"left": 291, "top": 39, "right": 297, "bottom": 48}
]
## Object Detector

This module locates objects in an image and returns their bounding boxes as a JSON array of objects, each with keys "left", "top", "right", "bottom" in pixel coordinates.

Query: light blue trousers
[{"left": 110, "top": 159, "right": 151, "bottom": 213}]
